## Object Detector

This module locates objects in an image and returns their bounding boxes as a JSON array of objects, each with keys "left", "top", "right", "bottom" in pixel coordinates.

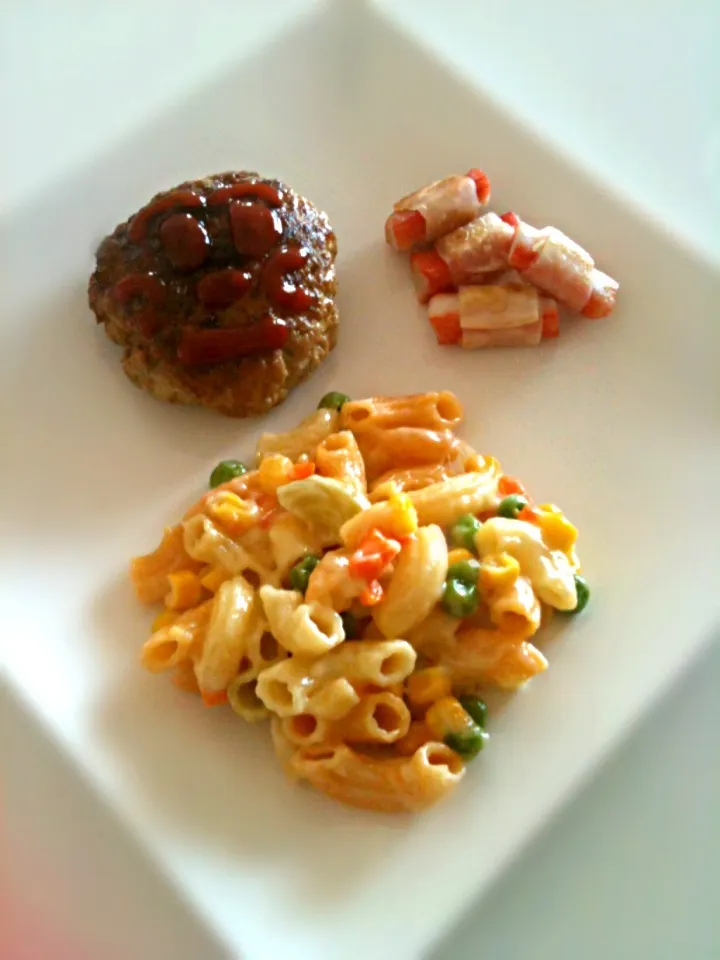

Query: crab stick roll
[
  {"left": 410, "top": 213, "right": 514, "bottom": 302},
  {"left": 509, "top": 222, "right": 618, "bottom": 317},
  {"left": 427, "top": 284, "right": 546, "bottom": 347},
  {"left": 385, "top": 169, "right": 491, "bottom": 251}
]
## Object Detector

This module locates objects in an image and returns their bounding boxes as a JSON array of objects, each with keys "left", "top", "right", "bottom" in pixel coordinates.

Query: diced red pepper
[{"left": 349, "top": 529, "right": 402, "bottom": 582}]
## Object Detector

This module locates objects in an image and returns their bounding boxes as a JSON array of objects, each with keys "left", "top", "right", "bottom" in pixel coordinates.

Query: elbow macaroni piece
[
  {"left": 195, "top": 576, "right": 257, "bottom": 694},
  {"left": 475, "top": 518, "right": 577, "bottom": 610},
  {"left": 131, "top": 390, "right": 586, "bottom": 813},
  {"left": 409, "top": 471, "right": 500, "bottom": 528},
  {"left": 487, "top": 575, "right": 542, "bottom": 637},
  {"left": 312, "top": 640, "right": 417, "bottom": 687},
  {"left": 355, "top": 426, "right": 461, "bottom": 482},
  {"left": 131, "top": 525, "right": 202, "bottom": 604},
  {"left": 373, "top": 525, "right": 448, "bottom": 638},
  {"left": 336, "top": 692, "right": 411, "bottom": 744},
  {"left": 291, "top": 741, "right": 465, "bottom": 813},
  {"left": 315, "top": 431, "right": 367, "bottom": 498},
  {"left": 256, "top": 408, "right": 339, "bottom": 462},
  {"left": 440, "top": 626, "right": 548, "bottom": 691},
  {"left": 340, "top": 392, "right": 463, "bottom": 434}
]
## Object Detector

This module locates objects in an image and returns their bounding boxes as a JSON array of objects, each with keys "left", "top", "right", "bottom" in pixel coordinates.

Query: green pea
[
  {"left": 445, "top": 727, "right": 489, "bottom": 761},
  {"left": 497, "top": 494, "right": 528, "bottom": 519},
  {"left": 570, "top": 574, "right": 590, "bottom": 614},
  {"left": 318, "top": 391, "right": 351, "bottom": 412},
  {"left": 209, "top": 459, "right": 248, "bottom": 488},
  {"left": 289, "top": 554, "right": 321, "bottom": 594},
  {"left": 441, "top": 576, "right": 479, "bottom": 619},
  {"left": 449, "top": 514, "right": 482, "bottom": 553},
  {"left": 341, "top": 610, "right": 359, "bottom": 639},
  {"left": 447, "top": 558, "right": 481, "bottom": 586},
  {"left": 459, "top": 696, "right": 488, "bottom": 729}
]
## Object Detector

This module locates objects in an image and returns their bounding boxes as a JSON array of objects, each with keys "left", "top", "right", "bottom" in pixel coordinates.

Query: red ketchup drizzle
[
  {"left": 230, "top": 202, "right": 282, "bottom": 258},
  {"left": 159, "top": 213, "right": 210, "bottom": 269},
  {"left": 197, "top": 269, "right": 252, "bottom": 309},
  {"left": 262, "top": 245, "right": 313, "bottom": 313},
  {"left": 177, "top": 316, "right": 289, "bottom": 365},
  {"left": 128, "top": 191, "right": 206, "bottom": 241},
  {"left": 113, "top": 273, "right": 167, "bottom": 337},
  {"left": 207, "top": 181, "right": 283, "bottom": 207}
]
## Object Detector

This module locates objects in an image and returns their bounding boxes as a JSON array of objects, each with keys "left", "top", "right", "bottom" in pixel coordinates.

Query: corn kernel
[
  {"left": 480, "top": 552, "right": 521, "bottom": 592},
  {"left": 387, "top": 492, "right": 418, "bottom": 537},
  {"left": 257, "top": 454, "right": 294, "bottom": 494},
  {"left": 151, "top": 609, "right": 177, "bottom": 632},
  {"left": 165, "top": 570, "right": 203, "bottom": 611},
  {"left": 394, "top": 721, "right": 433, "bottom": 757},
  {"left": 536, "top": 503, "right": 578, "bottom": 554},
  {"left": 406, "top": 667, "right": 452, "bottom": 713},
  {"left": 447, "top": 547, "right": 473, "bottom": 566},
  {"left": 425, "top": 695, "right": 474, "bottom": 740},
  {"left": 207, "top": 490, "right": 259, "bottom": 537},
  {"left": 200, "top": 566, "right": 231, "bottom": 594}
]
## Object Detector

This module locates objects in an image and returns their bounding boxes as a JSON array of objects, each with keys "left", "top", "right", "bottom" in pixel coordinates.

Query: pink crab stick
[
  {"left": 410, "top": 212, "right": 514, "bottom": 303},
  {"left": 508, "top": 221, "right": 618, "bottom": 317},
  {"left": 385, "top": 169, "right": 491, "bottom": 251},
  {"left": 427, "top": 284, "right": 551, "bottom": 348}
]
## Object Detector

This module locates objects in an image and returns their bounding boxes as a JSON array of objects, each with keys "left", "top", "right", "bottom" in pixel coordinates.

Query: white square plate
[{"left": 3, "top": 3, "right": 719, "bottom": 959}]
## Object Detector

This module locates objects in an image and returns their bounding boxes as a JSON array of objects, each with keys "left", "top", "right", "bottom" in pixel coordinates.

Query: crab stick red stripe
[
  {"left": 410, "top": 250, "right": 454, "bottom": 304},
  {"left": 385, "top": 169, "right": 491, "bottom": 251},
  {"left": 581, "top": 269, "right": 619, "bottom": 318},
  {"left": 427, "top": 293, "right": 462, "bottom": 345},
  {"left": 540, "top": 297, "right": 560, "bottom": 338}
]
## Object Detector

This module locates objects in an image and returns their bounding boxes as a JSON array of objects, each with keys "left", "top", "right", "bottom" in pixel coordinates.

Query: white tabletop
[{"left": 3, "top": 2, "right": 719, "bottom": 958}]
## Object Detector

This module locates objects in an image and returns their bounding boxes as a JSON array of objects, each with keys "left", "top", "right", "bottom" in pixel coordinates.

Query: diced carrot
[
  {"left": 201, "top": 689, "right": 228, "bottom": 707},
  {"left": 385, "top": 209, "right": 427, "bottom": 251},
  {"left": 500, "top": 211, "right": 520, "bottom": 227},
  {"left": 428, "top": 311, "right": 461, "bottom": 346},
  {"left": 292, "top": 461, "right": 316, "bottom": 481},
  {"left": 410, "top": 250, "right": 454, "bottom": 303},
  {"left": 517, "top": 505, "right": 539, "bottom": 524},
  {"left": 466, "top": 168, "right": 491, "bottom": 205},
  {"left": 360, "top": 580, "right": 384, "bottom": 606},
  {"left": 498, "top": 475, "right": 527, "bottom": 497},
  {"left": 349, "top": 529, "right": 402, "bottom": 582}
]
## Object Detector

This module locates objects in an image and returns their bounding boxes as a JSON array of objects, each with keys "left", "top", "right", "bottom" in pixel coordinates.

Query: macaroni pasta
[{"left": 130, "top": 390, "right": 588, "bottom": 812}]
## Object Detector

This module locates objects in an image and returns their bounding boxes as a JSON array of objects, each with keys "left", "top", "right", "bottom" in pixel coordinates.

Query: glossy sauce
[
  {"left": 177, "top": 316, "right": 289, "bottom": 365},
  {"left": 115, "top": 176, "right": 317, "bottom": 358},
  {"left": 196, "top": 269, "right": 252, "bottom": 308},
  {"left": 230, "top": 202, "right": 283, "bottom": 258},
  {"left": 159, "top": 213, "right": 211, "bottom": 269},
  {"left": 263, "top": 245, "right": 314, "bottom": 313},
  {"left": 128, "top": 191, "right": 206, "bottom": 242}
]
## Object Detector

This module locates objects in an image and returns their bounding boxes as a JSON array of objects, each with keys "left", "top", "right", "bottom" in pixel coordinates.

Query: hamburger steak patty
[{"left": 88, "top": 171, "right": 338, "bottom": 417}]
